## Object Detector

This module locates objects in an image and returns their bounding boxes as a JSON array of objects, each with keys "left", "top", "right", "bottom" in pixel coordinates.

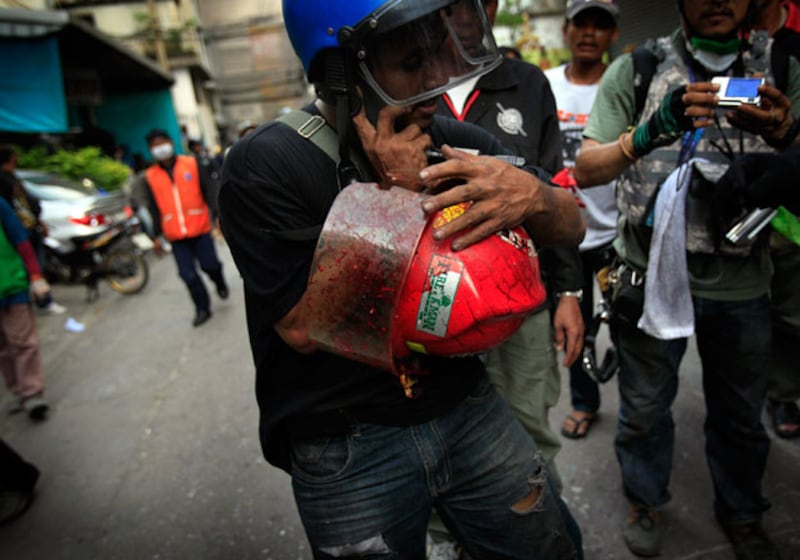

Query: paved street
[{"left": 1, "top": 239, "right": 798, "bottom": 559}]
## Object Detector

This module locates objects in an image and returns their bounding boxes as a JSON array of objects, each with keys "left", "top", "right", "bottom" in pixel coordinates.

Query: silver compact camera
[{"left": 712, "top": 76, "right": 764, "bottom": 107}]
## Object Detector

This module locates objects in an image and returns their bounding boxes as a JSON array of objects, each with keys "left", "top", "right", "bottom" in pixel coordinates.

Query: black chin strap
[
  {"left": 336, "top": 94, "right": 362, "bottom": 188},
  {"left": 320, "top": 49, "right": 364, "bottom": 189}
]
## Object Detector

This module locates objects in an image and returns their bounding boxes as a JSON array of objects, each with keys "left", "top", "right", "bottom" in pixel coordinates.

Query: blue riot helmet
[
  {"left": 282, "top": 0, "right": 501, "bottom": 107},
  {"left": 283, "top": 0, "right": 389, "bottom": 78}
]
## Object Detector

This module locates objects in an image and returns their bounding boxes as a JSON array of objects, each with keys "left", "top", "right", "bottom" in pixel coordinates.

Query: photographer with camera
[{"left": 574, "top": 0, "right": 800, "bottom": 557}]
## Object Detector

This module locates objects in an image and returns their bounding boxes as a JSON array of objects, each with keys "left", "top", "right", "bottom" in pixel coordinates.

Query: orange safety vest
[{"left": 146, "top": 156, "right": 212, "bottom": 241}]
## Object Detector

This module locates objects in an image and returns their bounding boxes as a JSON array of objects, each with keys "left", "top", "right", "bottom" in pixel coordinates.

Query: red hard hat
[
  {"left": 393, "top": 201, "right": 545, "bottom": 360},
  {"left": 305, "top": 183, "right": 546, "bottom": 376}
]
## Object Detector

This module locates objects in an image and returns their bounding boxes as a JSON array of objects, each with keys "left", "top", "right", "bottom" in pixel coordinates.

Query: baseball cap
[{"left": 566, "top": 0, "right": 619, "bottom": 20}]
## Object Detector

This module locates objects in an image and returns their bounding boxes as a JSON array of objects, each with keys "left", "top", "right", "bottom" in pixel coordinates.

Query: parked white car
[{"left": 18, "top": 169, "right": 132, "bottom": 251}]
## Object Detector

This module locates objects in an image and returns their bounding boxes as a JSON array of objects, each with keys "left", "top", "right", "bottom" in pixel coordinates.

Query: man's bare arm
[
  {"left": 574, "top": 137, "right": 634, "bottom": 188},
  {"left": 523, "top": 185, "right": 586, "bottom": 249},
  {"left": 577, "top": 83, "right": 724, "bottom": 187}
]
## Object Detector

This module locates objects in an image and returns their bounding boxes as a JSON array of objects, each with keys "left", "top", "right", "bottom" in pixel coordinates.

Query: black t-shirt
[
  {"left": 436, "top": 58, "right": 583, "bottom": 295},
  {"left": 437, "top": 57, "right": 564, "bottom": 174},
  {"left": 220, "top": 107, "right": 533, "bottom": 472}
]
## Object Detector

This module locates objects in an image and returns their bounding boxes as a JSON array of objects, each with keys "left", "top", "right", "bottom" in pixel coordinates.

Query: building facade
[
  {"left": 196, "top": 0, "right": 307, "bottom": 145},
  {"left": 0, "top": 4, "right": 182, "bottom": 161},
  {"left": 35, "top": 0, "right": 221, "bottom": 154}
]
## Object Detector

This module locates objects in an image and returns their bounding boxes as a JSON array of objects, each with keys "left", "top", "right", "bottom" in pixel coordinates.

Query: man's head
[
  {"left": 678, "top": 0, "right": 755, "bottom": 40},
  {"left": 145, "top": 129, "right": 175, "bottom": 163},
  {"left": 499, "top": 46, "right": 522, "bottom": 59},
  {"left": 450, "top": 0, "right": 499, "bottom": 56},
  {"left": 747, "top": 0, "right": 782, "bottom": 31},
  {"left": 283, "top": 0, "right": 501, "bottom": 127},
  {"left": 237, "top": 121, "right": 257, "bottom": 138},
  {"left": 563, "top": 0, "right": 619, "bottom": 65},
  {"left": 187, "top": 139, "right": 204, "bottom": 155},
  {"left": 0, "top": 145, "right": 17, "bottom": 171},
  {"left": 676, "top": 0, "right": 756, "bottom": 72},
  {"left": 566, "top": 0, "right": 619, "bottom": 21}
]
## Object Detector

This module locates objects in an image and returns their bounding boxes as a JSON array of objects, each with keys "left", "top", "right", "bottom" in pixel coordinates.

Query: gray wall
[{"left": 613, "top": 0, "right": 680, "bottom": 55}]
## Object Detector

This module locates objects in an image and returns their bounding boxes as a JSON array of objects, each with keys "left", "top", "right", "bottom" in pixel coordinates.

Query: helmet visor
[{"left": 357, "top": 0, "right": 501, "bottom": 107}]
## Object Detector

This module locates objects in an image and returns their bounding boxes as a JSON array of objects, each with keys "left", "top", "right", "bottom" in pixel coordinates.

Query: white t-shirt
[
  {"left": 544, "top": 64, "right": 618, "bottom": 252},
  {"left": 444, "top": 76, "right": 481, "bottom": 116}
]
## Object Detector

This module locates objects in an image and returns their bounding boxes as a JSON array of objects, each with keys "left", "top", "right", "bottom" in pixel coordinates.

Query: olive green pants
[
  {"left": 428, "top": 310, "right": 563, "bottom": 541},
  {"left": 485, "top": 309, "right": 563, "bottom": 491}
]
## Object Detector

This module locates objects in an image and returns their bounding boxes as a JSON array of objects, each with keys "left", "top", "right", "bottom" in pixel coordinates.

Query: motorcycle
[{"left": 42, "top": 215, "right": 153, "bottom": 302}]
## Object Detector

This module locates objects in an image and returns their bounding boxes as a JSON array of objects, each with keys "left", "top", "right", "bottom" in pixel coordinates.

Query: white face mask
[
  {"left": 686, "top": 40, "right": 739, "bottom": 73},
  {"left": 150, "top": 143, "right": 174, "bottom": 162},
  {"left": 691, "top": 49, "right": 739, "bottom": 72}
]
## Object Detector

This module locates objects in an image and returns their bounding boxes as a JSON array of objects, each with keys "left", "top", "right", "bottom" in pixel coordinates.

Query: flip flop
[
  {"left": 561, "top": 412, "right": 597, "bottom": 440},
  {"left": 768, "top": 400, "right": 800, "bottom": 439}
]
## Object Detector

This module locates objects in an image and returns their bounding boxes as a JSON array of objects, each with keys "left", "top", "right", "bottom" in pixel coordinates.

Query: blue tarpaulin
[
  {"left": 0, "top": 36, "right": 67, "bottom": 133},
  {"left": 95, "top": 90, "right": 184, "bottom": 159}
]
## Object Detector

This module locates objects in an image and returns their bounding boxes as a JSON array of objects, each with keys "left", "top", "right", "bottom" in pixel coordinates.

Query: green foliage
[
  {"left": 495, "top": 11, "right": 525, "bottom": 26},
  {"left": 17, "top": 146, "right": 131, "bottom": 191},
  {"left": 16, "top": 145, "right": 49, "bottom": 169},
  {"left": 133, "top": 10, "right": 152, "bottom": 28}
]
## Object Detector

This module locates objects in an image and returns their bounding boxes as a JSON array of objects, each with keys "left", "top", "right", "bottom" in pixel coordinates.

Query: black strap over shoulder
[
  {"left": 632, "top": 40, "right": 663, "bottom": 124},
  {"left": 770, "top": 41, "right": 792, "bottom": 94}
]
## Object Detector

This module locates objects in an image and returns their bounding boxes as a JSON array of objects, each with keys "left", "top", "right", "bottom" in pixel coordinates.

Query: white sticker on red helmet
[{"left": 416, "top": 254, "right": 464, "bottom": 337}]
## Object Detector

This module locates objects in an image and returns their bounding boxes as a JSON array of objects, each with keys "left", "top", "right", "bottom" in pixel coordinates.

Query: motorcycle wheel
[{"left": 104, "top": 248, "right": 149, "bottom": 295}]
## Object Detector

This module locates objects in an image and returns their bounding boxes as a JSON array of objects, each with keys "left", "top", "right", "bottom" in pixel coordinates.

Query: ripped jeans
[{"left": 290, "top": 377, "right": 580, "bottom": 559}]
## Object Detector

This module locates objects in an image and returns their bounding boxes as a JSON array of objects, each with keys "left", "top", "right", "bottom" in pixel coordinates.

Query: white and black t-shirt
[{"left": 545, "top": 64, "right": 618, "bottom": 252}]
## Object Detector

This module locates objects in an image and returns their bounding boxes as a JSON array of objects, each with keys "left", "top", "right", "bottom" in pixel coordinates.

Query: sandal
[
  {"left": 768, "top": 399, "right": 800, "bottom": 439},
  {"left": 561, "top": 412, "right": 597, "bottom": 440}
]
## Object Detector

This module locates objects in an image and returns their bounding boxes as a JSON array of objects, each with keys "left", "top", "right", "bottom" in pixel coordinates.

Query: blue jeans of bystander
[
  {"left": 612, "top": 294, "right": 771, "bottom": 522},
  {"left": 171, "top": 233, "right": 225, "bottom": 313}
]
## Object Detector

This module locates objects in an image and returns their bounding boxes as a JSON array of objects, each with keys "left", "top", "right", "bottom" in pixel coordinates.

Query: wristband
[
  {"left": 632, "top": 86, "right": 690, "bottom": 156},
  {"left": 556, "top": 289, "right": 584, "bottom": 301},
  {"left": 618, "top": 132, "right": 637, "bottom": 161}
]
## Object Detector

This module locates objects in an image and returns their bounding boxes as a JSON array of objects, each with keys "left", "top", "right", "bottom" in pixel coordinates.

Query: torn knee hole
[
  {"left": 511, "top": 461, "right": 548, "bottom": 515},
  {"left": 318, "top": 534, "right": 391, "bottom": 557},
  {"left": 511, "top": 485, "right": 545, "bottom": 514}
]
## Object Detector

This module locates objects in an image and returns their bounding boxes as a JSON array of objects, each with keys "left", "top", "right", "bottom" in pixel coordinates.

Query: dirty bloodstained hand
[
  {"left": 352, "top": 104, "right": 432, "bottom": 191},
  {"left": 418, "top": 145, "right": 541, "bottom": 250}
]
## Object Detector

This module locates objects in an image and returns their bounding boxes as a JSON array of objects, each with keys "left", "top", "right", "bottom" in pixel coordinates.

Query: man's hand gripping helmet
[
  {"left": 304, "top": 183, "right": 547, "bottom": 398},
  {"left": 282, "top": 0, "right": 502, "bottom": 107}
]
